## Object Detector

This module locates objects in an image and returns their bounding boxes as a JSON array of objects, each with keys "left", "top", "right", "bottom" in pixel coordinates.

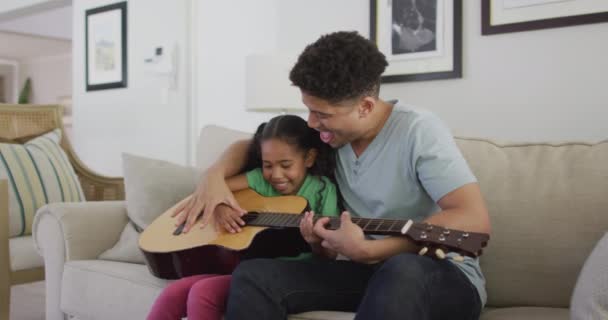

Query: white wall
[
  {"left": 380, "top": 1, "right": 608, "bottom": 142},
  {"left": 197, "top": 1, "right": 608, "bottom": 143},
  {"left": 0, "top": 61, "right": 17, "bottom": 103},
  {"left": 194, "top": 0, "right": 368, "bottom": 134},
  {"left": 0, "top": 32, "right": 71, "bottom": 104},
  {"left": 0, "top": 0, "right": 70, "bottom": 21},
  {"left": 72, "top": 0, "right": 190, "bottom": 176},
  {"left": 0, "top": 0, "right": 57, "bottom": 13},
  {"left": 0, "top": 33, "right": 71, "bottom": 138},
  {"left": 276, "top": 0, "right": 368, "bottom": 53},
  {"left": 0, "top": 6, "right": 72, "bottom": 40},
  {"left": 67, "top": 0, "right": 608, "bottom": 176},
  {"left": 19, "top": 54, "right": 71, "bottom": 104},
  {"left": 195, "top": 0, "right": 280, "bottom": 134},
  {"left": 0, "top": 31, "right": 71, "bottom": 59}
]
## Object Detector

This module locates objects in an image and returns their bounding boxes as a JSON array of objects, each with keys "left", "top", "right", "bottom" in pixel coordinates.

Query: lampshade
[{"left": 245, "top": 54, "right": 306, "bottom": 112}]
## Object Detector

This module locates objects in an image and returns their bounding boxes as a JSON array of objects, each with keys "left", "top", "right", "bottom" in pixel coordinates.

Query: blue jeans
[{"left": 225, "top": 253, "right": 481, "bottom": 320}]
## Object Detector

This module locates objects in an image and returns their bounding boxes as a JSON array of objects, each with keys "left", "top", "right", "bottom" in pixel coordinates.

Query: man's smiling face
[{"left": 302, "top": 92, "right": 363, "bottom": 149}]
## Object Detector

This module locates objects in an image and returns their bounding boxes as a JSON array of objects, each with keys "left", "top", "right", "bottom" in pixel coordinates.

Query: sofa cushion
[
  {"left": 0, "top": 129, "right": 84, "bottom": 237},
  {"left": 456, "top": 138, "right": 608, "bottom": 308},
  {"left": 62, "top": 259, "right": 356, "bottom": 320},
  {"left": 479, "top": 307, "right": 569, "bottom": 320},
  {"left": 61, "top": 260, "right": 169, "bottom": 319},
  {"left": 9, "top": 235, "right": 43, "bottom": 271},
  {"left": 289, "top": 308, "right": 572, "bottom": 320},
  {"left": 122, "top": 153, "right": 199, "bottom": 230},
  {"left": 98, "top": 153, "right": 198, "bottom": 264},
  {"left": 98, "top": 222, "right": 145, "bottom": 264},
  {"left": 196, "top": 125, "right": 251, "bottom": 170},
  {"left": 570, "top": 232, "right": 608, "bottom": 320}
]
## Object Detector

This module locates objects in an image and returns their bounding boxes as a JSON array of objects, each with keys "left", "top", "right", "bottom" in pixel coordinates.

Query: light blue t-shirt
[{"left": 335, "top": 101, "right": 487, "bottom": 306}]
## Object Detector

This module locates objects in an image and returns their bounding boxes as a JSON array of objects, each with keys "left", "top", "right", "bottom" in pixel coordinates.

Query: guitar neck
[
  {"left": 244, "top": 212, "right": 412, "bottom": 236},
  {"left": 243, "top": 211, "right": 489, "bottom": 257}
]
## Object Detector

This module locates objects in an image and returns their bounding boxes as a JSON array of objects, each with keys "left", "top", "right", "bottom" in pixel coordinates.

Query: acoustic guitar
[{"left": 139, "top": 189, "right": 489, "bottom": 279}]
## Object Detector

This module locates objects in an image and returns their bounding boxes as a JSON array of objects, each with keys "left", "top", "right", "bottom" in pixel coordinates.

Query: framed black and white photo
[
  {"left": 85, "top": 2, "right": 127, "bottom": 91},
  {"left": 370, "top": 0, "right": 462, "bottom": 83},
  {"left": 482, "top": 0, "right": 608, "bottom": 35}
]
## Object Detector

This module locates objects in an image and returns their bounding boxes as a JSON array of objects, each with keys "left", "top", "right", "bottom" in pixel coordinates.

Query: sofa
[{"left": 33, "top": 125, "right": 608, "bottom": 320}]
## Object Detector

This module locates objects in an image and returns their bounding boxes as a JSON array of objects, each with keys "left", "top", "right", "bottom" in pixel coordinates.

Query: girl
[{"left": 147, "top": 115, "right": 339, "bottom": 320}]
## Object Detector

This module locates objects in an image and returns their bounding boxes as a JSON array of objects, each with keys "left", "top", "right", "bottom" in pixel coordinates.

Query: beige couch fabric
[
  {"left": 98, "top": 153, "right": 199, "bottom": 264},
  {"left": 570, "top": 232, "right": 608, "bottom": 319},
  {"left": 196, "top": 125, "right": 251, "bottom": 170},
  {"left": 9, "top": 235, "right": 43, "bottom": 271},
  {"left": 33, "top": 200, "right": 129, "bottom": 320},
  {"left": 121, "top": 153, "right": 199, "bottom": 231},
  {"left": 457, "top": 138, "right": 608, "bottom": 308},
  {"left": 98, "top": 222, "right": 145, "bottom": 264},
  {"left": 33, "top": 126, "right": 608, "bottom": 320},
  {"left": 480, "top": 307, "right": 569, "bottom": 320},
  {"left": 61, "top": 260, "right": 167, "bottom": 319}
]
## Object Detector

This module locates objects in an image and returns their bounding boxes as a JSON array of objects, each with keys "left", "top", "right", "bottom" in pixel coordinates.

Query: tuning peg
[
  {"left": 435, "top": 248, "right": 446, "bottom": 260},
  {"left": 451, "top": 254, "right": 464, "bottom": 262},
  {"left": 418, "top": 247, "right": 428, "bottom": 256}
]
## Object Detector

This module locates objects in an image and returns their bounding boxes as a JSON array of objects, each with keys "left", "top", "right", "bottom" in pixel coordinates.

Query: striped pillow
[{"left": 0, "top": 129, "right": 85, "bottom": 237}]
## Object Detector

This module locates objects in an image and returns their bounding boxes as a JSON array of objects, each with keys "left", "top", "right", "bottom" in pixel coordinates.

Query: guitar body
[{"left": 139, "top": 189, "right": 310, "bottom": 279}]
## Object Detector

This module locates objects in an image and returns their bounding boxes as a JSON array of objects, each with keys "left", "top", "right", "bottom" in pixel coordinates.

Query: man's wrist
[
  {"left": 204, "top": 165, "right": 224, "bottom": 179},
  {"left": 355, "top": 239, "right": 374, "bottom": 262}
]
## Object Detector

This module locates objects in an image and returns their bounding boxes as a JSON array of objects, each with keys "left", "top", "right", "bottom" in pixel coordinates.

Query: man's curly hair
[{"left": 289, "top": 31, "right": 388, "bottom": 104}]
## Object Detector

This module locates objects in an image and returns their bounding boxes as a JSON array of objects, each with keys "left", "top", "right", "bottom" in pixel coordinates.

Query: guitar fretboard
[
  {"left": 242, "top": 210, "right": 490, "bottom": 258},
  {"left": 244, "top": 212, "right": 410, "bottom": 236}
]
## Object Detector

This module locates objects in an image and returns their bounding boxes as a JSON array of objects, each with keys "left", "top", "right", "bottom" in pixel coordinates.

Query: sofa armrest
[
  {"left": 33, "top": 201, "right": 128, "bottom": 261},
  {"left": 1, "top": 180, "right": 9, "bottom": 320},
  {"left": 32, "top": 201, "right": 128, "bottom": 320}
]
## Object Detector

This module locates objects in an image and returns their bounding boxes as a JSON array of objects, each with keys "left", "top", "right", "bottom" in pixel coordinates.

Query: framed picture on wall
[
  {"left": 370, "top": 0, "right": 462, "bottom": 83},
  {"left": 85, "top": 2, "right": 127, "bottom": 91},
  {"left": 482, "top": 0, "right": 608, "bottom": 35}
]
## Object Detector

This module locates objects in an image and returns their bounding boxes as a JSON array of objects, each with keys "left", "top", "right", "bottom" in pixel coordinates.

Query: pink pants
[{"left": 147, "top": 274, "right": 231, "bottom": 320}]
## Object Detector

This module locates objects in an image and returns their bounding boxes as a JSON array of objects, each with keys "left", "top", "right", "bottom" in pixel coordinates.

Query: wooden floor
[{"left": 10, "top": 281, "right": 45, "bottom": 320}]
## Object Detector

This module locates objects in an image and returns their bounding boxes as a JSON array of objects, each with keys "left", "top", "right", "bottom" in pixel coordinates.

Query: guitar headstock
[{"left": 406, "top": 222, "right": 489, "bottom": 258}]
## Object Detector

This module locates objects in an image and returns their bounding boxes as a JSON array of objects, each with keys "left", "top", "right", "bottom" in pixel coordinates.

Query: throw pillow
[
  {"left": 98, "top": 222, "right": 146, "bottom": 264},
  {"left": 0, "top": 129, "right": 85, "bottom": 237},
  {"left": 571, "top": 232, "right": 608, "bottom": 320},
  {"left": 98, "top": 153, "right": 198, "bottom": 264}
]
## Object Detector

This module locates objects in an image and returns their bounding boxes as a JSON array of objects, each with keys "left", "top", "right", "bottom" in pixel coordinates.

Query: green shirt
[
  {"left": 246, "top": 168, "right": 339, "bottom": 216},
  {"left": 246, "top": 168, "right": 339, "bottom": 260}
]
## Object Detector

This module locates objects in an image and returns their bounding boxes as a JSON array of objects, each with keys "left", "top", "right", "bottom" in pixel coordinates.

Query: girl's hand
[
  {"left": 301, "top": 211, "right": 338, "bottom": 259},
  {"left": 214, "top": 204, "right": 246, "bottom": 233},
  {"left": 299, "top": 211, "right": 322, "bottom": 245}
]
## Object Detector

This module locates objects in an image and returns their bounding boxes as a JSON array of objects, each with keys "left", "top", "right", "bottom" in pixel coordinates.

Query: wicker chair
[{"left": 0, "top": 104, "right": 125, "bottom": 320}]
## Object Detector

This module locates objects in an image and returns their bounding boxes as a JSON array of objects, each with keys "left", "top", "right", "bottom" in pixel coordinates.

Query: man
[{"left": 175, "top": 31, "right": 490, "bottom": 320}]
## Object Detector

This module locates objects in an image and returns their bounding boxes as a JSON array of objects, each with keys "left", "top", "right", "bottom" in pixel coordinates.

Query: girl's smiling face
[{"left": 260, "top": 138, "right": 316, "bottom": 195}]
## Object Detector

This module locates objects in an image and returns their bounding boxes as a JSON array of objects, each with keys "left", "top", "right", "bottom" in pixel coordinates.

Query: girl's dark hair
[{"left": 243, "top": 115, "right": 340, "bottom": 211}]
